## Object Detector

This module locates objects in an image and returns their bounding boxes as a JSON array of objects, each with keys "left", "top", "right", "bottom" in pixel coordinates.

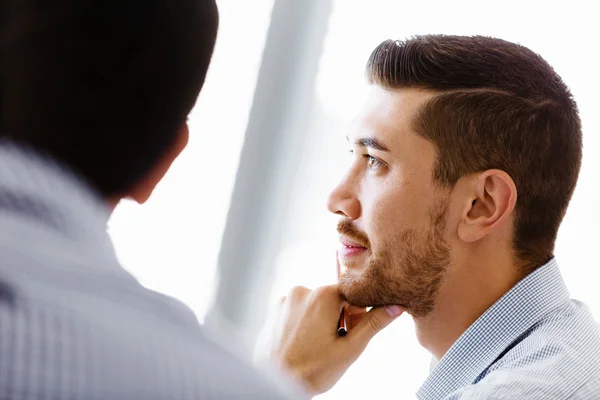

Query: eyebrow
[{"left": 346, "top": 136, "right": 390, "bottom": 152}]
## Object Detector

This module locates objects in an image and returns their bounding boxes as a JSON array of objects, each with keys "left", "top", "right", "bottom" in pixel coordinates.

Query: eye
[{"left": 364, "top": 154, "right": 383, "bottom": 170}]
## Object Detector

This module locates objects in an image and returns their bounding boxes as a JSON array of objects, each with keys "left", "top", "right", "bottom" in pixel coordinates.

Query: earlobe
[{"left": 457, "top": 170, "right": 517, "bottom": 243}]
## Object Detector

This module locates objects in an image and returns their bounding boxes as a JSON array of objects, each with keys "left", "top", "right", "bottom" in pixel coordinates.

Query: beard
[{"left": 337, "top": 197, "right": 451, "bottom": 318}]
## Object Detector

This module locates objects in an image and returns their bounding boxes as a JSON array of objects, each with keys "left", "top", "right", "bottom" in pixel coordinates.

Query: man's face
[{"left": 328, "top": 86, "right": 452, "bottom": 317}]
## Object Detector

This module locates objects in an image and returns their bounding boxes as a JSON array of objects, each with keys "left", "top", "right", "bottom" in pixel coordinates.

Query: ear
[
  {"left": 457, "top": 169, "right": 517, "bottom": 243},
  {"left": 127, "top": 123, "right": 190, "bottom": 205}
]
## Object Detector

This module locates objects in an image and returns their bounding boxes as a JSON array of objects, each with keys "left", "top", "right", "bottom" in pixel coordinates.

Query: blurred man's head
[
  {"left": 329, "top": 36, "right": 582, "bottom": 317},
  {"left": 0, "top": 0, "right": 219, "bottom": 205}
]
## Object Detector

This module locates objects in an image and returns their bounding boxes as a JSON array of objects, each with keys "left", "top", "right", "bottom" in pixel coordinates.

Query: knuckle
[
  {"left": 312, "top": 286, "right": 327, "bottom": 298},
  {"left": 313, "top": 285, "right": 337, "bottom": 299},
  {"left": 288, "top": 286, "right": 310, "bottom": 301}
]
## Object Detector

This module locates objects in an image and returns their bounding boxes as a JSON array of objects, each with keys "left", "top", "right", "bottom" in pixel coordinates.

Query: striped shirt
[
  {"left": 0, "top": 142, "right": 303, "bottom": 399},
  {"left": 417, "top": 258, "right": 600, "bottom": 399}
]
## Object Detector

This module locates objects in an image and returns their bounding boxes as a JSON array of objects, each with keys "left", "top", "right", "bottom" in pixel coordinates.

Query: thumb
[{"left": 351, "top": 305, "right": 404, "bottom": 345}]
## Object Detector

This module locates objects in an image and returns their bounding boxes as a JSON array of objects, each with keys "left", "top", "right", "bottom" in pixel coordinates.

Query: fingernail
[{"left": 386, "top": 305, "right": 403, "bottom": 317}]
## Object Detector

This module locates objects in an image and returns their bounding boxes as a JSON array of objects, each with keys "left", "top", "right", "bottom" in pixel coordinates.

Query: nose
[{"left": 327, "top": 171, "right": 361, "bottom": 220}]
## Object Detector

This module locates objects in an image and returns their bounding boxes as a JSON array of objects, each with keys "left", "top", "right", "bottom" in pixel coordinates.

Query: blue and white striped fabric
[
  {"left": 417, "top": 258, "right": 600, "bottom": 399},
  {"left": 0, "top": 141, "right": 304, "bottom": 399}
]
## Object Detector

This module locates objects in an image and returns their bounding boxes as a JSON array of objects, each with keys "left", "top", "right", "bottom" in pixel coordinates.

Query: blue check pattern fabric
[
  {"left": 0, "top": 142, "right": 303, "bottom": 399},
  {"left": 417, "top": 258, "right": 600, "bottom": 399}
]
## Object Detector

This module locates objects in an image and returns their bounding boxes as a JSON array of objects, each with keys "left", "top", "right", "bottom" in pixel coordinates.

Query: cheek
[
  {"left": 362, "top": 184, "right": 408, "bottom": 239},
  {"left": 363, "top": 179, "right": 433, "bottom": 240},
  {"left": 442, "top": 193, "right": 465, "bottom": 242}
]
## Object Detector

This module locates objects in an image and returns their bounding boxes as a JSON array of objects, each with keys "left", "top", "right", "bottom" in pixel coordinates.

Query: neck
[
  {"left": 0, "top": 140, "right": 120, "bottom": 267},
  {"left": 107, "top": 198, "right": 121, "bottom": 213},
  {"left": 413, "top": 248, "right": 525, "bottom": 360}
]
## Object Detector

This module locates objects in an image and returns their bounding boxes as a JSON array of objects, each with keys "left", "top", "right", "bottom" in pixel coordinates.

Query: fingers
[
  {"left": 350, "top": 305, "right": 404, "bottom": 346},
  {"left": 346, "top": 305, "right": 366, "bottom": 315},
  {"left": 284, "top": 285, "right": 345, "bottom": 309},
  {"left": 346, "top": 305, "right": 367, "bottom": 330},
  {"left": 312, "top": 285, "right": 346, "bottom": 314},
  {"left": 287, "top": 285, "right": 311, "bottom": 304},
  {"left": 347, "top": 313, "right": 364, "bottom": 330}
]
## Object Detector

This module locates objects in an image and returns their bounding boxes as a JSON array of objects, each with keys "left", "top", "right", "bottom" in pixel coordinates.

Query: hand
[{"left": 259, "top": 284, "right": 404, "bottom": 396}]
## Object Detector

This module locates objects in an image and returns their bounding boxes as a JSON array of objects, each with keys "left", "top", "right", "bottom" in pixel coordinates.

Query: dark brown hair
[
  {"left": 366, "top": 35, "right": 582, "bottom": 273},
  {"left": 0, "top": 0, "right": 218, "bottom": 198}
]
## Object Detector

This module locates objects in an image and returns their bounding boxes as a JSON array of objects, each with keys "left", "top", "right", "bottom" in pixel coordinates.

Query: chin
[
  {"left": 338, "top": 274, "right": 381, "bottom": 308},
  {"left": 339, "top": 253, "right": 369, "bottom": 272}
]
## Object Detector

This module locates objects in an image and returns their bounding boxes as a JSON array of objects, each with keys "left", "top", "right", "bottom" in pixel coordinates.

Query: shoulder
[
  {"left": 568, "top": 376, "right": 600, "bottom": 400},
  {"left": 130, "top": 289, "right": 307, "bottom": 399},
  {"left": 127, "top": 289, "right": 307, "bottom": 399},
  {"left": 449, "top": 302, "right": 600, "bottom": 400},
  {"left": 189, "top": 327, "right": 306, "bottom": 399},
  {"left": 445, "top": 373, "right": 558, "bottom": 399},
  {"left": 449, "top": 369, "right": 600, "bottom": 400},
  {"left": 0, "top": 273, "right": 306, "bottom": 399},
  {"left": 492, "top": 300, "right": 600, "bottom": 376}
]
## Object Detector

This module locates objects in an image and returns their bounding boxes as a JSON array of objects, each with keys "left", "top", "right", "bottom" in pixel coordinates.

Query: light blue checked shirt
[
  {"left": 0, "top": 142, "right": 303, "bottom": 399},
  {"left": 417, "top": 258, "right": 600, "bottom": 399}
]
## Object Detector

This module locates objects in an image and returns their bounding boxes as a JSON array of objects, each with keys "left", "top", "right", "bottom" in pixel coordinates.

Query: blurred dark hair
[
  {"left": 0, "top": 0, "right": 219, "bottom": 197},
  {"left": 366, "top": 35, "right": 582, "bottom": 273}
]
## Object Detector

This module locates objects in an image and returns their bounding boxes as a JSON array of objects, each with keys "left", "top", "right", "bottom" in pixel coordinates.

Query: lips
[
  {"left": 337, "top": 221, "right": 370, "bottom": 260},
  {"left": 340, "top": 236, "right": 367, "bottom": 249},
  {"left": 338, "top": 239, "right": 368, "bottom": 259}
]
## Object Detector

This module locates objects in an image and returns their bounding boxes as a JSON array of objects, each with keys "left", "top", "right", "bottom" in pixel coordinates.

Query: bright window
[{"left": 108, "top": 0, "right": 275, "bottom": 322}]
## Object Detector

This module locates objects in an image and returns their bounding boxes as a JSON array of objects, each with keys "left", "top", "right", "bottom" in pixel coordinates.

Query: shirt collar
[
  {"left": 0, "top": 140, "right": 119, "bottom": 268},
  {"left": 417, "top": 258, "right": 570, "bottom": 400}
]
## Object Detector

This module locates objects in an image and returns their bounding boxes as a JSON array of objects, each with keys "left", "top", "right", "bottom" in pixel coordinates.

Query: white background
[{"left": 109, "top": 1, "right": 599, "bottom": 398}]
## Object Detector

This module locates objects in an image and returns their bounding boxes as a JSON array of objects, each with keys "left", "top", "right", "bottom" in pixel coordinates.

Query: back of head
[
  {"left": 366, "top": 36, "right": 582, "bottom": 272},
  {"left": 0, "top": 0, "right": 219, "bottom": 198}
]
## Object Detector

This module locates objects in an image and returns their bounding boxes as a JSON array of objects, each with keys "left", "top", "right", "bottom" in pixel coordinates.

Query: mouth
[{"left": 339, "top": 235, "right": 368, "bottom": 259}]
